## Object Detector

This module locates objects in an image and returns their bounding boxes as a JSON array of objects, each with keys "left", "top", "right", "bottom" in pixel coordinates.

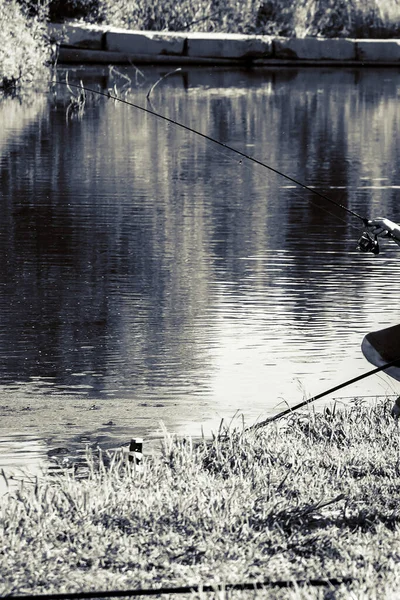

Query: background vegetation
[
  {"left": 0, "top": 0, "right": 51, "bottom": 93},
  {"left": 44, "top": 0, "right": 400, "bottom": 38},
  {"left": 2, "top": 399, "right": 400, "bottom": 598}
]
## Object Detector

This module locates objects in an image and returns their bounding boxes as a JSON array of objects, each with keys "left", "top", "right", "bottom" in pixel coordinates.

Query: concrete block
[
  {"left": 274, "top": 37, "right": 356, "bottom": 61},
  {"left": 106, "top": 29, "right": 185, "bottom": 56},
  {"left": 186, "top": 32, "right": 273, "bottom": 59},
  {"left": 48, "top": 23, "right": 105, "bottom": 50},
  {"left": 356, "top": 40, "right": 400, "bottom": 62}
]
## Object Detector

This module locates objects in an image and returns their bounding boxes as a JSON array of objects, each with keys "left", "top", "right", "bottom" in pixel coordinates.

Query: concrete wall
[{"left": 49, "top": 23, "right": 400, "bottom": 65}]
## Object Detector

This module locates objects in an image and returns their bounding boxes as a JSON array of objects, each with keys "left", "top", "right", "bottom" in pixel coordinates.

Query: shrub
[
  {"left": 0, "top": 0, "right": 51, "bottom": 93},
  {"left": 298, "top": 0, "right": 400, "bottom": 38},
  {"left": 45, "top": 0, "right": 104, "bottom": 23}
]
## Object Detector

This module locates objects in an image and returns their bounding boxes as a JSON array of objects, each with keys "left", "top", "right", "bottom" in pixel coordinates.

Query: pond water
[{"left": 0, "top": 65, "right": 399, "bottom": 489}]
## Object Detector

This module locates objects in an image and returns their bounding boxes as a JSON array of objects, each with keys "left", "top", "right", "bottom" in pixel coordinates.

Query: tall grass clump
[
  {"left": 0, "top": 0, "right": 51, "bottom": 94},
  {"left": 92, "top": 0, "right": 400, "bottom": 38},
  {"left": 2, "top": 398, "right": 400, "bottom": 598}
]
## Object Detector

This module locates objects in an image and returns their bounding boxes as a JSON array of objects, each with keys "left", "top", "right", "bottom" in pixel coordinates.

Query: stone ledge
[
  {"left": 48, "top": 23, "right": 400, "bottom": 64},
  {"left": 274, "top": 37, "right": 356, "bottom": 61},
  {"left": 356, "top": 39, "right": 400, "bottom": 62},
  {"left": 49, "top": 22, "right": 106, "bottom": 50},
  {"left": 185, "top": 32, "right": 273, "bottom": 59},
  {"left": 106, "top": 29, "right": 185, "bottom": 56}
]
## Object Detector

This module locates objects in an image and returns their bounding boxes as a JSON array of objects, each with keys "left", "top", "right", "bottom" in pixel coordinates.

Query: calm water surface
[{"left": 0, "top": 66, "right": 399, "bottom": 483}]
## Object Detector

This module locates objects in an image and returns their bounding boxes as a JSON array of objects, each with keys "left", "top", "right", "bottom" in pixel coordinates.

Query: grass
[
  {"left": 0, "top": 0, "right": 52, "bottom": 94},
  {"left": 52, "top": 0, "right": 400, "bottom": 38},
  {"left": 2, "top": 398, "right": 400, "bottom": 598}
]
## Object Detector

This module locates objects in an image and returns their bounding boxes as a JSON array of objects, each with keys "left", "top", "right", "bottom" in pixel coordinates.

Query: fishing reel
[{"left": 357, "top": 231, "right": 380, "bottom": 255}]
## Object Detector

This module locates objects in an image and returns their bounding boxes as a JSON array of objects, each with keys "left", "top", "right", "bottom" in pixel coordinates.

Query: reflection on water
[{"left": 0, "top": 66, "right": 399, "bottom": 473}]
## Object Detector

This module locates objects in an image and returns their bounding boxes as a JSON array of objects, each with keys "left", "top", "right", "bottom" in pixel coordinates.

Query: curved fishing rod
[{"left": 53, "top": 79, "right": 368, "bottom": 226}]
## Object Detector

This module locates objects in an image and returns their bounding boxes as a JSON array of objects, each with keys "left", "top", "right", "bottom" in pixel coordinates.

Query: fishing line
[{"left": 49, "top": 78, "right": 369, "bottom": 227}]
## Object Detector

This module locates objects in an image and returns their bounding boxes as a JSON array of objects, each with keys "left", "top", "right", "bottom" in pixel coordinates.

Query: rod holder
[{"left": 128, "top": 438, "right": 143, "bottom": 465}]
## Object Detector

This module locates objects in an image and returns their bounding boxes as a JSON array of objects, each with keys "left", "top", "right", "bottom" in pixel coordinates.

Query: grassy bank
[
  {"left": 0, "top": 0, "right": 51, "bottom": 93},
  {"left": 2, "top": 398, "right": 400, "bottom": 598},
  {"left": 47, "top": 0, "right": 400, "bottom": 38}
]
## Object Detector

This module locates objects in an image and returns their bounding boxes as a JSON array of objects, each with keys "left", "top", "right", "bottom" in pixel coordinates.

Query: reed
[{"left": 2, "top": 398, "right": 400, "bottom": 598}]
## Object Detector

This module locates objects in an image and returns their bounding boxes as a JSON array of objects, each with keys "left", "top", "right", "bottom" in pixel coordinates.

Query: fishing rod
[
  {"left": 52, "top": 78, "right": 373, "bottom": 231},
  {"left": 4, "top": 576, "right": 355, "bottom": 600},
  {"left": 249, "top": 356, "right": 400, "bottom": 430}
]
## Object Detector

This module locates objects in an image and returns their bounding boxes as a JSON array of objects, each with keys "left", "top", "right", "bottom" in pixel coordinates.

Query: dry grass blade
[
  {"left": 65, "top": 75, "right": 87, "bottom": 121},
  {"left": 146, "top": 68, "right": 182, "bottom": 101}
]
